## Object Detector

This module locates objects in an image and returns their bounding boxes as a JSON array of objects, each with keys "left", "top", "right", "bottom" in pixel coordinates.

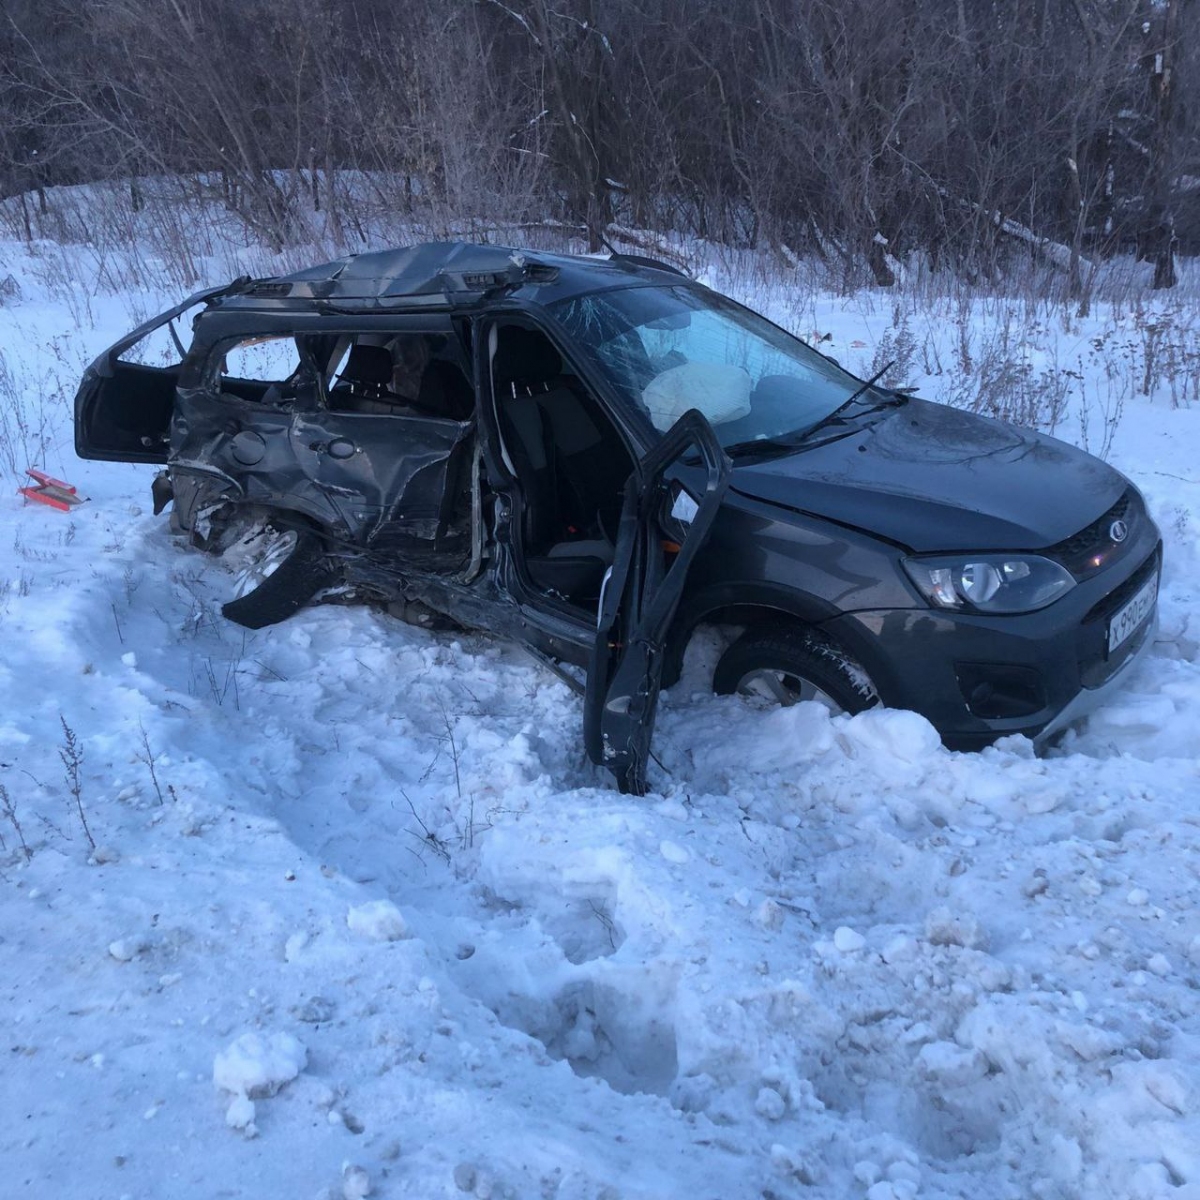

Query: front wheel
[
  {"left": 712, "top": 627, "right": 878, "bottom": 716},
  {"left": 221, "top": 522, "right": 333, "bottom": 630}
]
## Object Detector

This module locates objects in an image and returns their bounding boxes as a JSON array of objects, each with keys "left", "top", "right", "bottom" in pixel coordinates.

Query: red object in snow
[{"left": 19, "top": 468, "right": 86, "bottom": 512}]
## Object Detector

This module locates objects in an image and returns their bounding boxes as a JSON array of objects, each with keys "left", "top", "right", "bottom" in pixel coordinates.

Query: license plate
[{"left": 1107, "top": 573, "right": 1158, "bottom": 655}]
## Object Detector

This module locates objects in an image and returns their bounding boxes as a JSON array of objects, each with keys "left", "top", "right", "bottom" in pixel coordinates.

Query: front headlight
[{"left": 902, "top": 554, "right": 1075, "bottom": 613}]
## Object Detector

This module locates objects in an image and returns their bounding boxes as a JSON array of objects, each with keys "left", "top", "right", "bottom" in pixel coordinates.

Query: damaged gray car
[{"left": 75, "top": 243, "right": 1160, "bottom": 794}]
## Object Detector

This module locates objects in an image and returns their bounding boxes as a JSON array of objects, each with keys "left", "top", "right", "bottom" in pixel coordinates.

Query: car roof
[{"left": 216, "top": 241, "right": 690, "bottom": 313}]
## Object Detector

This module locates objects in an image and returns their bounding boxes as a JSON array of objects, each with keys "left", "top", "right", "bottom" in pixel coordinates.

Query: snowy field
[{"left": 2, "top": 208, "right": 1200, "bottom": 1200}]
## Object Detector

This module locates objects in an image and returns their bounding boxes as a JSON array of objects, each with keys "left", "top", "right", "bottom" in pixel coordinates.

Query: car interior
[
  {"left": 324, "top": 333, "right": 474, "bottom": 419},
  {"left": 490, "top": 324, "right": 635, "bottom": 608}
]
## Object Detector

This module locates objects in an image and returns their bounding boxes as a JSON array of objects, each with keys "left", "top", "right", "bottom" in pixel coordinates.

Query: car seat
[
  {"left": 491, "top": 327, "right": 617, "bottom": 602},
  {"left": 332, "top": 343, "right": 401, "bottom": 408}
]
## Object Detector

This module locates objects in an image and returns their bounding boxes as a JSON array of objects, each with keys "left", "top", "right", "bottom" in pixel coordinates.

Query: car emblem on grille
[{"left": 1109, "top": 519, "right": 1129, "bottom": 543}]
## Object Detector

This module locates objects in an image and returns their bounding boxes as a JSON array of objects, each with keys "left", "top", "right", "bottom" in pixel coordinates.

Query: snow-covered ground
[{"left": 2, "top": 213, "right": 1200, "bottom": 1200}]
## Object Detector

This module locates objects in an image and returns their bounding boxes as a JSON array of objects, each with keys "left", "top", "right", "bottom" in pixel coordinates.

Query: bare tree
[{"left": 0, "top": 0, "right": 1194, "bottom": 283}]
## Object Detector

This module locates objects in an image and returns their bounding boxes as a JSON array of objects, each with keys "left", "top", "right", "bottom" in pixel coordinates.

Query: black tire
[
  {"left": 712, "top": 627, "right": 879, "bottom": 715},
  {"left": 221, "top": 525, "right": 333, "bottom": 630}
]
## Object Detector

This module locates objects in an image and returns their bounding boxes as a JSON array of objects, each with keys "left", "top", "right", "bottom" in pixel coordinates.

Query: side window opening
[
  {"left": 222, "top": 335, "right": 302, "bottom": 383},
  {"left": 116, "top": 303, "right": 205, "bottom": 368},
  {"left": 213, "top": 335, "right": 310, "bottom": 405},
  {"left": 322, "top": 332, "right": 473, "bottom": 420}
]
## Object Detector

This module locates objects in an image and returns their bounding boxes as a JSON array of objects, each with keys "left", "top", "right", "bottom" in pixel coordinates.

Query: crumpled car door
[
  {"left": 289, "top": 411, "right": 474, "bottom": 544},
  {"left": 74, "top": 280, "right": 243, "bottom": 463},
  {"left": 583, "top": 409, "right": 731, "bottom": 795}
]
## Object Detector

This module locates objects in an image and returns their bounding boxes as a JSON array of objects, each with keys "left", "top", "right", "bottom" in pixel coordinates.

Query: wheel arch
[
  {"left": 662, "top": 581, "right": 831, "bottom": 685},
  {"left": 663, "top": 581, "right": 896, "bottom": 701}
]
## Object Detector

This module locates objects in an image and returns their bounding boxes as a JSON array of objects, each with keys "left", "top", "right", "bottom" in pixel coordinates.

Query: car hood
[{"left": 728, "top": 397, "right": 1126, "bottom": 552}]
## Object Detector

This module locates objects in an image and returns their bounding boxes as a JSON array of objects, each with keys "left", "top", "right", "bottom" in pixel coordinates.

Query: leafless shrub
[
  {"left": 136, "top": 722, "right": 165, "bottom": 807},
  {"left": 1, "top": 783, "right": 33, "bottom": 862},
  {"left": 870, "top": 305, "right": 919, "bottom": 388},
  {"left": 1075, "top": 370, "right": 1127, "bottom": 462},
  {"left": 0, "top": 348, "right": 52, "bottom": 480},
  {"left": 402, "top": 790, "right": 452, "bottom": 866},
  {"left": 947, "top": 351, "right": 1071, "bottom": 434},
  {"left": 58, "top": 716, "right": 95, "bottom": 851}
]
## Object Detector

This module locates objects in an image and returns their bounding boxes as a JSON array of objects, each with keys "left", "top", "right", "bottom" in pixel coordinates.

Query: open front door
[
  {"left": 74, "top": 280, "right": 242, "bottom": 463},
  {"left": 584, "top": 410, "right": 731, "bottom": 795}
]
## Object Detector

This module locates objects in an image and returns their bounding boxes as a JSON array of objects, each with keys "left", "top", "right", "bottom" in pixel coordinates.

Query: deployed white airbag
[{"left": 641, "top": 362, "right": 752, "bottom": 431}]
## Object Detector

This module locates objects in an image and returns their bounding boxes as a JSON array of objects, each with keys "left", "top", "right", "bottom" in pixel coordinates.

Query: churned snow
[{"left": 2, "top": 222, "right": 1200, "bottom": 1199}]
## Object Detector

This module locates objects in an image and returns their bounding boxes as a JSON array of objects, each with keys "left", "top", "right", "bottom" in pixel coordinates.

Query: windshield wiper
[
  {"left": 713, "top": 362, "right": 906, "bottom": 462},
  {"left": 797, "top": 361, "right": 897, "bottom": 439}
]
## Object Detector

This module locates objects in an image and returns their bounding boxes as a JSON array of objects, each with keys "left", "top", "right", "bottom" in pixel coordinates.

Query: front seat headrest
[
  {"left": 340, "top": 343, "right": 394, "bottom": 386},
  {"left": 492, "top": 327, "right": 563, "bottom": 390}
]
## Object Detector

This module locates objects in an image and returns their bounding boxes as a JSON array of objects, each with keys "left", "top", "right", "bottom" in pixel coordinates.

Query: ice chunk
[
  {"left": 755, "top": 1087, "right": 786, "bottom": 1119},
  {"left": 342, "top": 1163, "right": 371, "bottom": 1199},
  {"left": 925, "top": 906, "right": 986, "bottom": 949},
  {"left": 833, "top": 926, "right": 866, "bottom": 953},
  {"left": 213, "top": 1031, "right": 307, "bottom": 1099},
  {"left": 918, "top": 1040, "right": 987, "bottom": 1086},
  {"left": 882, "top": 935, "right": 917, "bottom": 964},
  {"left": 756, "top": 899, "right": 785, "bottom": 930},
  {"left": 224, "top": 1093, "right": 256, "bottom": 1136},
  {"left": 659, "top": 839, "right": 690, "bottom": 864},
  {"left": 108, "top": 937, "right": 145, "bottom": 962},
  {"left": 346, "top": 900, "right": 409, "bottom": 942},
  {"left": 284, "top": 931, "right": 310, "bottom": 962}
]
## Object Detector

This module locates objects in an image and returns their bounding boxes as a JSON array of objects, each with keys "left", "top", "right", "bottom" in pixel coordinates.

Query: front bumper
[
  {"left": 822, "top": 531, "right": 1162, "bottom": 750},
  {"left": 1032, "top": 610, "right": 1157, "bottom": 745}
]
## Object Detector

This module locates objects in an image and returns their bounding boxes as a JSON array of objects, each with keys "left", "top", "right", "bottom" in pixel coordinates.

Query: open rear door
[
  {"left": 584, "top": 409, "right": 731, "bottom": 795},
  {"left": 74, "top": 279, "right": 242, "bottom": 463}
]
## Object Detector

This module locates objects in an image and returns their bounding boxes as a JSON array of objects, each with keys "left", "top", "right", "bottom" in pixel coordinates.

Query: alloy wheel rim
[
  {"left": 230, "top": 529, "right": 298, "bottom": 600},
  {"left": 735, "top": 668, "right": 842, "bottom": 714}
]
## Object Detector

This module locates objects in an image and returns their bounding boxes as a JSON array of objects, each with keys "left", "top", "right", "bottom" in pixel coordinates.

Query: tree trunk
[
  {"left": 19, "top": 190, "right": 32, "bottom": 243},
  {"left": 1064, "top": 145, "right": 1085, "bottom": 306},
  {"left": 867, "top": 233, "right": 896, "bottom": 287},
  {"left": 1147, "top": 0, "right": 1180, "bottom": 290}
]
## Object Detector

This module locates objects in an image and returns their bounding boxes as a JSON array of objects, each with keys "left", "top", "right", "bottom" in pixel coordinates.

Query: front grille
[{"left": 1046, "top": 488, "right": 1137, "bottom": 579}]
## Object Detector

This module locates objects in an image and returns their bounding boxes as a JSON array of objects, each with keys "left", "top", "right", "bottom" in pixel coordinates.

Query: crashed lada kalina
[{"left": 75, "top": 243, "right": 1161, "bottom": 794}]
